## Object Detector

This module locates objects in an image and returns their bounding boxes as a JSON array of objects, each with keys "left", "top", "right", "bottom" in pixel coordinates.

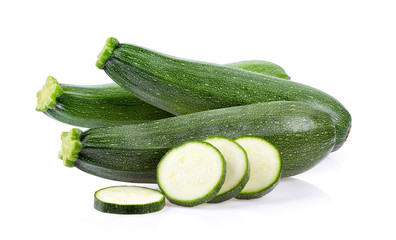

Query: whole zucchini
[
  {"left": 35, "top": 76, "right": 173, "bottom": 127},
  {"left": 36, "top": 61, "right": 289, "bottom": 127},
  {"left": 59, "top": 101, "right": 336, "bottom": 183},
  {"left": 97, "top": 37, "right": 350, "bottom": 151}
]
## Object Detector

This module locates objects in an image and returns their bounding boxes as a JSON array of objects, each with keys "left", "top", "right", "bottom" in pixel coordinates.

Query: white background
[{"left": 1, "top": 0, "right": 395, "bottom": 239}]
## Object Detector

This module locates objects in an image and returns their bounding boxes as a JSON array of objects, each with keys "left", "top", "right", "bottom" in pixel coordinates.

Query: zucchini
[
  {"left": 58, "top": 101, "right": 335, "bottom": 183},
  {"left": 94, "top": 186, "right": 165, "bottom": 214},
  {"left": 156, "top": 141, "right": 226, "bottom": 207},
  {"left": 203, "top": 136, "right": 249, "bottom": 203},
  {"left": 97, "top": 37, "right": 350, "bottom": 151},
  {"left": 227, "top": 60, "right": 290, "bottom": 80},
  {"left": 234, "top": 136, "right": 282, "bottom": 199},
  {"left": 36, "top": 76, "right": 174, "bottom": 127},
  {"left": 36, "top": 60, "right": 289, "bottom": 127}
]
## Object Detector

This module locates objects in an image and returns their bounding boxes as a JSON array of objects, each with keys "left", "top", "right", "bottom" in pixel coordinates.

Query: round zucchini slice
[
  {"left": 94, "top": 186, "right": 165, "bottom": 214},
  {"left": 234, "top": 136, "right": 282, "bottom": 199},
  {"left": 203, "top": 136, "right": 249, "bottom": 203},
  {"left": 157, "top": 141, "right": 226, "bottom": 207}
]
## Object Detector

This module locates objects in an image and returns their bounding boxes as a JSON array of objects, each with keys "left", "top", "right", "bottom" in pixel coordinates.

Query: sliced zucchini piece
[
  {"left": 94, "top": 186, "right": 165, "bottom": 214},
  {"left": 157, "top": 141, "right": 226, "bottom": 207},
  {"left": 203, "top": 136, "right": 249, "bottom": 203},
  {"left": 234, "top": 136, "right": 282, "bottom": 199}
]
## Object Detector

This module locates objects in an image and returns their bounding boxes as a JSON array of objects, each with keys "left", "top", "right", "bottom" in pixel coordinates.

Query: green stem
[
  {"left": 35, "top": 76, "right": 64, "bottom": 111},
  {"left": 58, "top": 128, "right": 83, "bottom": 167},
  {"left": 96, "top": 37, "right": 119, "bottom": 69}
]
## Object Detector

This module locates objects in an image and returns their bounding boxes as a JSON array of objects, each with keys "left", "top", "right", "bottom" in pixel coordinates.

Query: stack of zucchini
[{"left": 36, "top": 37, "right": 351, "bottom": 214}]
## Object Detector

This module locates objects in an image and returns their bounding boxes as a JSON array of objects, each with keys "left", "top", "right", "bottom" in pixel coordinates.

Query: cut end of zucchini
[
  {"left": 35, "top": 76, "right": 64, "bottom": 111},
  {"left": 96, "top": 37, "right": 119, "bottom": 69},
  {"left": 58, "top": 128, "right": 83, "bottom": 167}
]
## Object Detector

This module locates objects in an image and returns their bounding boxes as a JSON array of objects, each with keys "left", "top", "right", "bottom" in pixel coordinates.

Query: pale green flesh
[
  {"left": 235, "top": 137, "right": 281, "bottom": 195},
  {"left": 94, "top": 185, "right": 165, "bottom": 214},
  {"left": 96, "top": 186, "right": 164, "bottom": 205},
  {"left": 157, "top": 141, "right": 225, "bottom": 205},
  {"left": 203, "top": 137, "right": 248, "bottom": 197}
]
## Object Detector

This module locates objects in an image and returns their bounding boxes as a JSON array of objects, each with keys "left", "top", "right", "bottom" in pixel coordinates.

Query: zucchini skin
[
  {"left": 94, "top": 194, "right": 164, "bottom": 214},
  {"left": 45, "top": 83, "right": 174, "bottom": 128},
  {"left": 101, "top": 39, "right": 350, "bottom": 151},
  {"left": 38, "top": 60, "right": 289, "bottom": 128},
  {"left": 227, "top": 60, "right": 290, "bottom": 80},
  {"left": 61, "top": 101, "right": 335, "bottom": 183}
]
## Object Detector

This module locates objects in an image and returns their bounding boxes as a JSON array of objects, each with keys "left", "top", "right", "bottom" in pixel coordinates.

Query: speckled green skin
[
  {"left": 39, "top": 61, "right": 288, "bottom": 128},
  {"left": 65, "top": 101, "right": 335, "bottom": 183},
  {"left": 227, "top": 60, "right": 290, "bottom": 80},
  {"left": 94, "top": 186, "right": 165, "bottom": 214},
  {"left": 76, "top": 144, "right": 166, "bottom": 183},
  {"left": 101, "top": 40, "right": 350, "bottom": 151},
  {"left": 43, "top": 83, "right": 173, "bottom": 128}
]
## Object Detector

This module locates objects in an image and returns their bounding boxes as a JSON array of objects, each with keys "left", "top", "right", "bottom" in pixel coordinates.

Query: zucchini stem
[
  {"left": 58, "top": 128, "right": 83, "bottom": 167},
  {"left": 35, "top": 76, "right": 64, "bottom": 111},
  {"left": 96, "top": 37, "right": 119, "bottom": 69}
]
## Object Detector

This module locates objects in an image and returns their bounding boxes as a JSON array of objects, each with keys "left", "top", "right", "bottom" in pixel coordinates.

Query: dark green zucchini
[
  {"left": 227, "top": 60, "right": 290, "bottom": 80},
  {"left": 97, "top": 37, "right": 350, "bottom": 151},
  {"left": 58, "top": 101, "right": 335, "bottom": 183},
  {"left": 35, "top": 76, "right": 174, "bottom": 127},
  {"left": 36, "top": 61, "right": 289, "bottom": 127}
]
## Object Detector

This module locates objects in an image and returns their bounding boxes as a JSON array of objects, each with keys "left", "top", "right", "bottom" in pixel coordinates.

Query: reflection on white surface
[
  {"left": 268, "top": 177, "right": 331, "bottom": 204},
  {"left": 154, "top": 177, "right": 331, "bottom": 216}
]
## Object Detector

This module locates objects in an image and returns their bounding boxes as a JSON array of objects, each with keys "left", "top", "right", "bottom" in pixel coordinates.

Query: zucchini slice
[
  {"left": 234, "top": 136, "right": 282, "bottom": 199},
  {"left": 203, "top": 136, "right": 249, "bottom": 203},
  {"left": 157, "top": 141, "right": 226, "bottom": 207},
  {"left": 94, "top": 186, "right": 165, "bottom": 214}
]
